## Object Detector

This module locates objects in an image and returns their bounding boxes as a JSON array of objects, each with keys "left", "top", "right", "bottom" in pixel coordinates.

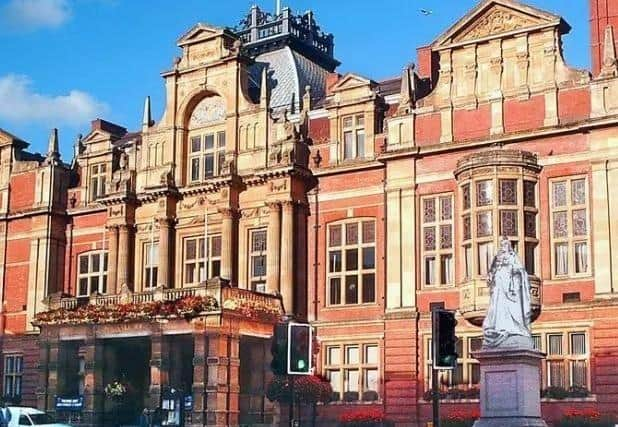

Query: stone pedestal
[{"left": 472, "top": 348, "right": 547, "bottom": 427}]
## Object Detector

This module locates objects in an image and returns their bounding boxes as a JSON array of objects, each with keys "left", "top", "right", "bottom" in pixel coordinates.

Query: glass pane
[
  {"left": 572, "top": 209, "right": 587, "bottom": 236},
  {"left": 204, "top": 154, "right": 214, "bottom": 178},
  {"left": 548, "top": 335, "right": 563, "bottom": 355},
  {"left": 463, "top": 215, "right": 471, "bottom": 240},
  {"left": 365, "top": 345, "right": 378, "bottom": 364},
  {"left": 462, "top": 184, "right": 471, "bottom": 210},
  {"left": 571, "top": 360, "right": 587, "bottom": 387},
  {"left": 186, "top": 239, "right": 196, "bottom": 260},
  {"left": 571, "top": 179, "right": 586, "bottom": 205},
  {"left": 204, "top": 134, "right": 214, "bottom": 150},
  {"left": 477, "top": 211, "right": 492, "bottom": 237},
  {"left": 362, "top": 274, "right": 375, "bottom": 303},
  {"left": 424, "top": 256, "right": 435, "bottom": 285},
  {"left": 329, "top": 251, "right": 342, "bottom": 273},
  {"left": 470, "top": 363, "right": 481, "bottom": 385},
  {"left": 574, "top": 242, "right": 588, "bottom": 273},
  {"left": 198, "top": 238, "right": 205, "bottom": 258},
  {"left": 362, "top": 221, "right": 375, "bottom": 243},
  {"left": 524, "top": 181, "right": 536, "bottom": 207},
  {"left": 344, "top": 131, "right": 354, "bottom": 159},
  {"left": 364, "top": 369, "right": 378, "bottom": 393},
  {"left": 554, "top": 243, "right": 568, "bottom": 275},
  {"left": 552, "top": 181, "right": 567, "bottom": 207},
  {"left": 500, "top": 210, "right": 518, "bottom": 236},
  {"left": 217, "top": 131, "right": 226, "bottom": 148},
  {"left": 470, "top": 337, "right": 483, "bottom": 352},
  {"left": 532, "top": 335, "right": 542, "bottom": 350},
  {"left": 423, "top": 199, "right": 436, "bottom": 223},
  {"left": 524, "top": 212, "right": 536, "bottom": 238},
  {"left": 79, "top": 278, "right": 88, "bottom": 296},
  {"left": 356, "top": 130, "right": 365, "bottom": 158},
  {"left": 346, "top": 346, "right": 360, "bottom": 364},
  {"left": 440, "top": 225, "right": 452, "bottom": 249},
  {"left": 328, "top": 370, "right": 341, "bottom": 397},
  {"left": 79, "top": 256, "right": 88, "bottom": 274},
  {"left": 345, "top": 249, "right": 358, "bottom": 271},
  {"left": 327, "top": 347, "right": 341, "bottom": 365},
  {"left": 346, "top": 223, "right": 358, "bottom": 245},
  {"left": 476, "top": 180, "right": 493, "bottom": 206},
  {"left": 90, "top": 276, "right": 99, "bottom": 294},
  {"left": 548, "top": 360, "right": 565, "bottom": 387},
  {"left": 345, "top": 369, "right": 359, "bottom": 393},
  {"left": 251, "top": 255, "right": 266, "bottom": 277},
  {"left": 525, "top": 242, "right": 536, "bottom": 275},
  {"left": 440, "top": 255, "right": 453, "bottom": 285},
  {"left": 464, "top": 245, "right": 473, "bottom": 278},
  {"left": 91, "top": 254, "right": 100, "bottom": 272},
  {"left": 345, "top": 276, "right": 358, "bottom": 304},
  {"left": 440, "top": 196, "right": 452, "bottom": 220},
  {"left": 185, "top": 263, "right": 195, "bottom": 284},
  {"left": 252, "top": 230, "right": 267, "bottom": 251},
  {"left": 552, "top": 211, "right": 568, "bottom": 238},
  {"left": 329, "top": 225, "right": 342, "bottom": 247},
  {"left": 478, "top": 242, "right": 494, "bottom": 276},
  {"left": 191, "top": 158, "right": 200, "bottom": 181},
  {"left": 329, "top": 278, "right": 341, "bottom": 305},
  {"left": 191, "top": 136, "right": 201, "bottom": 153},
  {"left": 343, "top": 116, "right": 353, "bottom": 128},
  {"left": 499, "top": 179, "right": 517, "bottom": 205},
  {"left": 211, "top": 236, "right": 222, "bottom": 257},
  {"left": 362, "top": 247, "right": 375, "bottom": 269},
  {"left": 356, "top": 115, "right": 365, "bottom": 126},
  {"left": 570, "top": 333, "right": 586, "bottom": 355},
  {"left": 211, "top": 260, "right": 221, "bottom": 278},
  {"left": 424, "top": 227, "right": 436, "bottom": 251}
]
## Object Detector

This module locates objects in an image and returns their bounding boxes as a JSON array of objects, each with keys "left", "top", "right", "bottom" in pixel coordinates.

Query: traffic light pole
[
  {"left": 289, "top": 375, "right": 295, "bottom": 427},
  {"left": 432, "top": 367, "right": 440, "bottom": 427}
]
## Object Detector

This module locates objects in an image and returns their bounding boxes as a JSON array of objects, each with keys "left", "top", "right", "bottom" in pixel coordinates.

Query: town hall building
[{"left": 1, "top": 0, "right": 618, "bottom": 425}]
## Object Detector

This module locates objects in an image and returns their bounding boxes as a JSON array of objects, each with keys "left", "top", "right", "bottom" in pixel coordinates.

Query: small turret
[
  {"left": 45, "top": 128, "right": 60, "bottom": 165},
  {"left": 601, "top": 25, "right": 618, "bottom": 78},
  {"left": 142, "top": 96, "right": 153, "bottom": 131}
]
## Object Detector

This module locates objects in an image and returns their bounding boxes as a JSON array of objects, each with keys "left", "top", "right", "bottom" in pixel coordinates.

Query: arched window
[{"left": 187, "top": 96, "right": 227, "bottom": 183}]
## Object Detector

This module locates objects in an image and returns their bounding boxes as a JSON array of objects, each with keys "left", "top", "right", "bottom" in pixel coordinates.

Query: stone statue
[{"left": 482, "top": 237, "right": 533, "bottom": 349}]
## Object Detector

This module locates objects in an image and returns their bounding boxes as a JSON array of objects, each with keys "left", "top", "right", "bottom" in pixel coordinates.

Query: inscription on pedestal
[{"left": 485, "top": 370, "right": 518, "bottom": 411}]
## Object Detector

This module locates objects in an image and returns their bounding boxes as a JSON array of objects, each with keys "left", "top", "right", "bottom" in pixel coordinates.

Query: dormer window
[
  {"left": 90, "top": 164, "right": 107, "bottom": 200},
  {"left": 342, "top": 115, "right": 365, "bottom": 160},
  {"left": 188, "top": 131, "right": 226, "bottom": 182}
]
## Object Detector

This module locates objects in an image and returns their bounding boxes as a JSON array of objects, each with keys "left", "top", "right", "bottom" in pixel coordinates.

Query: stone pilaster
[
  {"left": 205, "top": 332, "right": 240, "bottom": 427},
  {"left": 81, "top": 336, "right": 104, "bottom": 427},
  {"left": 220, "top": 209, "right": 235, "bottom": 281},
  {"left": 107, "top": 226, "right": 119, "bottom": 294},
  {"left": 149, "top": 332, "right": 169, "bottom": 409},
  {"left": 158, "top": 219, "right": 172, "bottom": 288},
  {"left": 191, "top": 332, "right": 207, "bottom": 427},
  {"left": 280, "top": 201, "right": 294, "bottom": 313},
  {"left": 36, "top": 339, "right": 52, "bottom": 411},
  {"left": 117, "top": 224, "right": 131, "bottom": 289},
  {"left": 266, "top": 202, "right": 281, "bottom": 294}
]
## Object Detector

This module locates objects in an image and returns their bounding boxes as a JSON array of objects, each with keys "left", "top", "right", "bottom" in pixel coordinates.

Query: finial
[
  {"left": 260, "top": 67, "right": 269, "bottom": 106},
  {"left": 46, "top": 128, "right": 60, "bottom": 165},
  {"left": 398, "top": 65, "right": 415, "bottom": 114},
  {"left": 142, "top": 96, "right": 153, "bottom": 129},
  {"left": 601, "top": 25, "right": 618, "bottom": 77},
  {"left": 303, "top": 85, "right": 312, "bottom": 111}
]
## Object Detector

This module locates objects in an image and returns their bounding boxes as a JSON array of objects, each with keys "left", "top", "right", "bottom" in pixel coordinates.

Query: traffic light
[
  {"left": 271, "top": 322, "right": 288, "bottom": 375},
  {"left": 287, "top": 322, "right": 313, "bottom": 375},
  {"left": 432, "top": 309, "right": 458, "bottom": 369}
]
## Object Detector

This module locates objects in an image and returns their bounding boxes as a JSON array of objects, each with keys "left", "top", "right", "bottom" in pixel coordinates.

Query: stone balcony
[
  {"left": 459, "top": 276, "right": 542, "bottom": 326},
  {"left": 42, "top": 278, "right": 284, "bottom": 325}
]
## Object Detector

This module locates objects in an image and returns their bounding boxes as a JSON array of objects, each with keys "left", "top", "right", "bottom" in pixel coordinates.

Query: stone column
[
  {"left": 220, "top": 209, "right": 235, "bottom": 281},
  {"left": 158, "top": 219, "right": 172, "bottom": 288},
  {"left": 280, "top": 201, "right": 294, "bottom": 313},
  {"left": 46, "top": 341, "right": 60, "bottom": 411},
  {"left": 82, "top": 336, "right": 104, "bottom": 427},
  {"left": 107, "top": 226, "right": 119, "bottom": 294},
  {"left": 117, "top": 224, "right": 131, "bottom": 290},
  {"left": 266, "top": 203, "right": 281, "bottom": 294},
  {"left": 205, "top": 332, "right": 240, "bottom": 427},
  {"left": 149, "top": 332, "right": 169, "bottom": 410},
  {"left": 36, "top": 337, "right": 55, "bottom": 412},
  {"left": 191, "top": 332, "right": 207, "bottom": 427}
]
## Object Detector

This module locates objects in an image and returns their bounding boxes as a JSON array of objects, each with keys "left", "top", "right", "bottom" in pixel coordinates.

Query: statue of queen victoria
[{"left": 482, "top": 236, "right": 533, "bottom": 349}]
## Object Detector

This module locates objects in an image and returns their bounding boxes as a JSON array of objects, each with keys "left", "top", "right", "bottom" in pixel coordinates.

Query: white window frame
[
  {"left": 342, "top": 114, "right": 365, "bottom": 160},
  {"left": 188, "top": 130, "right": 226, "bottom": 183},
  {"left": 324, "top": 342, "right": 379, "bottom": 402},
  {"left": 143, "top": 242, "right": 159, "bottom": 289},
  {"left": 90, "top": 163, "right": 107, "bottom": 201},
  {"left": 3, "top": 354, "right": 22, "bottom": 399},
  {"left": 183, "top": 235, "right": 222, "bottom": 287},
  {"left": 421, "top": 194, "right": 454, "bottom": 287},
  {"left": 249, "top": 229, "right": 267, "bottom": 292},
  {"left": 77, "top": 251, "right": 108, "bottom": 296}
]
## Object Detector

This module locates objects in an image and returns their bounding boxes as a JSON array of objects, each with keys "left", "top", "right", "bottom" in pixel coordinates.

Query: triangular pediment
[
  {"left": 330, "top": 73, "right": 376, "bottom": 93},
  {"left": 82, "top": 130, "right": 111, "bottom": 144},
  {"left": 177, "top": 23, "right": 228, "bottom": 47},
  {"left": 433, "top": 0, "right": 566, "bottom": 48}
]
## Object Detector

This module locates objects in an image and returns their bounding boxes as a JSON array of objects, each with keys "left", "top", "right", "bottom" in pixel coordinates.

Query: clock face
[{"left": 189, "top": 96, "right": 226, "bottom": 128}]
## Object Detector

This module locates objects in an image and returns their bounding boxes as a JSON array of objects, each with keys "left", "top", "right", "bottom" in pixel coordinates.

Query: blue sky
[{"left": 0, "top": 0, "right": 589, "bottom": 160}]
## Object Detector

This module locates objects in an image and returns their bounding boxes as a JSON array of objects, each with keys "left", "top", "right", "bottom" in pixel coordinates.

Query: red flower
[{"left": 339, "top": 408, "right": 386, "bottom": 423}]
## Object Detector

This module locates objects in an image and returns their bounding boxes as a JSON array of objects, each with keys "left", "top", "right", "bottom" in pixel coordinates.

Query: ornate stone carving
[
  {"left": 189, "top": 96, "right": 226, "bottom": 128},
  {"left": 456, "top": 8, "right": 537, "bottom": 42}
]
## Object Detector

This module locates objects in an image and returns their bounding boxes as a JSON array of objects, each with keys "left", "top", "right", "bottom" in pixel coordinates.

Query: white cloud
[
  {"left": 1, "top": 0, "right": 71, "bottom": 31},
  {"left": 0, "top": 74, "right": 108, "bottom": 126}
]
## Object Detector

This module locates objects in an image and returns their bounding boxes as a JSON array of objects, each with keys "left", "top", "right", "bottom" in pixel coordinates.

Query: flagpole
[{"left": 204, "top": 207, "right": 208, "bottom": 283}]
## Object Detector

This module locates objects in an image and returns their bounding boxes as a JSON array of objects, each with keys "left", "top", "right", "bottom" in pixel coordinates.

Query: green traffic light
[{"left": 298, "top": 360, "right": 306, "bottom": 370}]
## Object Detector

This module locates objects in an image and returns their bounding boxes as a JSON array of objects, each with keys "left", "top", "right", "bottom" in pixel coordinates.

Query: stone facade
[{"left": 1, "top": 0, "right": 618, "bottom": 426}]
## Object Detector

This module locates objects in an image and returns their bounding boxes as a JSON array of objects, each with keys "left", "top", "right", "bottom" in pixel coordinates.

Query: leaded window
[
  {"left": 550, "top": 177, "right": 590, "bottom": 278},
  {"left": 422, "top": 195, "right": 454, "bottom": 286}
]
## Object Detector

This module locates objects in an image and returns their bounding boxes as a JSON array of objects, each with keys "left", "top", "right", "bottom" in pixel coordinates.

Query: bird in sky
[{"left": 420, "top": 9, "right": 433, "bottom": 15}]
